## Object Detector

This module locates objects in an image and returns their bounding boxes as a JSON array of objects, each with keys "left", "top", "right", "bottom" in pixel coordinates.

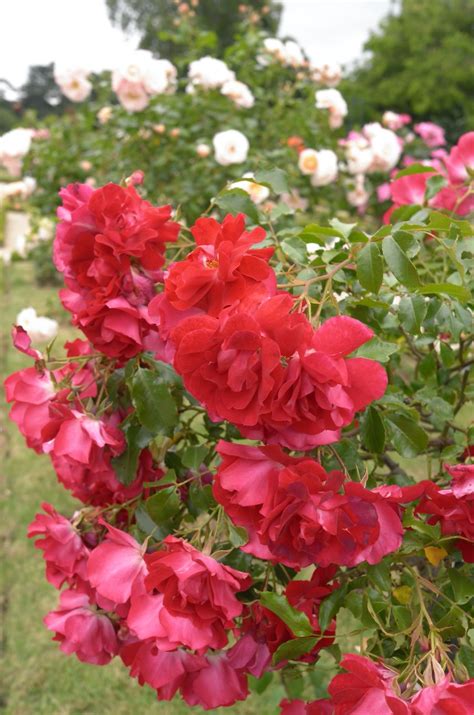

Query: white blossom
[
  {"left": 315, "top": 89, "right": 348, "bottom": 129},
  {"left": 188, "top": 56, "right": 235, "bottom": 90},
  {"left": 16, "top": 307, "right": 58, "bottom": 343},
  {"left": 54, "top": 64, "right": 92, "bottom": 102},
  {"left": 213, "top": 129, "right": 249, "bottom": 166},
  {"left": 221, "top": 80, "right": 255, "bottom": 109},
  {"left": 230, "top": 172, "right": 270, "bottom": 204}
]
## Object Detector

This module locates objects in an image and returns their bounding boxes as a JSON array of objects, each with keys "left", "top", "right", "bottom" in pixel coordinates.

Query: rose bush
[{"left": 4, "top": 159, "right": 473, "bottom": 711}]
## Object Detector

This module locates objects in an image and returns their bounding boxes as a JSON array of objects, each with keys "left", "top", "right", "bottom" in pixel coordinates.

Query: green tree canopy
[
  {"left": 106, "top": 0, "right": 282, "bottom": 59},
  {"left": 343, "top": 0, "right": 474, "bottom": 139}
]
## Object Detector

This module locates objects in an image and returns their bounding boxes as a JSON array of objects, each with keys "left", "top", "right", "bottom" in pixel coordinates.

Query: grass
[{"left": 0, "top": 262, "right": 288, "bottom": 715}]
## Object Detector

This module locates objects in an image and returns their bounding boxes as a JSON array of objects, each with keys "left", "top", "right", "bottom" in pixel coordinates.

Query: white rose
[
  {"left": 143, "top": 59, "right": 177, "bottom": 95},
  {"left": 310, "top": 149, "right": 338, "bottom": 186},
  {"left": 298, "top": 148, "right": 320, "bottom": 175},
  {"left": 345, "top": 139, "right": 374, "bottom": 175},
  {"left": 315, "top": 89, "right": 348, "bottom": 129},
  {"left": 97, "top": 106, "right": 113, "bottom": 124},
  {"left": 263, "top": 37, "right": 286, "bottom": 63},
  {"left": 365, "top": 124, "right": 402, "bottom": 172},
  {"left": 230, "top": 172, "right": 270, "bottom": 204},
  {"left": 54, "top": 65, "right": 92, "bottom": 102},
  {"left": 283, "top": 41, "right": 305, "bottom": 68},
  {"left": 188, "top": 56, "right": 235, "bottom": 89},
  {"left": 221, "top": 80, "right": 255, "bottom": 109},
  {"left": 16, "top": 307, "right": 58, "bottom": 343},
  {"left": 213, "top": 129, "right": 249, "bottom": 165},
  {"left": 312, "top": 62, "right": 342, "bottom": 87},
  {"left": 112, "top": 50, "right": 154, "bottom": 91},
  {"left": 346, "top": 174, "right": 370, "bottom": 207}
]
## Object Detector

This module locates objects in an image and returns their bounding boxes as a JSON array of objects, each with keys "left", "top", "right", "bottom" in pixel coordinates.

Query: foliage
[
  {"left": 5, "top": 169, "right": 473, "bottom": 709},
  {"left": 343, "top": 0, "right": 474, "bottom": 139},
  {"left": 106, "top": 0, "right": 282, "bottom": 58}
]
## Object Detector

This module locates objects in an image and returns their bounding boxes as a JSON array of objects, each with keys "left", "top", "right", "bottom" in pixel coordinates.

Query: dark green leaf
[
  {"left": 398, "top": 295, "right": 427, "bottom": 334},
  {"left": 254, "top": 167, "right": 288, "bottom": 194},
  {"left": 367, "top": 561, "right": 391, "bottom": 592},
  {"left": 361, "top": 406, "right": 386, "bottom": 453},
  {"left": 145, "top": 486, "right": 180, "bottom": 523},
  {"left": 281, "top": 236, "right": 307, "bottom": 264},
  {"left": 386, "top": 414, "right": 429, "bottom": 457},
  {"left": 425, "top": 175, "right": 448, "bottom": 201},
  {"left": 272, "top": 637, "right": 318, "bottom": 664},
  {"left": 417, "top": 283, "right": 471, "bottom": 302},
  {"left": 260, "top": 592, "right": 313, "bottom": 636},
  {"left": 214, "top": 188, "right": 259, "bottom": 223},
  {"left": 382, "top": 236, "right": 420, "bottom": 288},
  {"left": 318, "top": 585, "right": 348, "bottom": 632},
  {"left": 181, "top": 445, "right": 208, "bottom": 470},
  {"left": 131, "top": 369, "right": 178, "bottom": 434},
  {"left": 357, "top": 243, "right": 383, "bottom": 293},
  {"left": 248, "top": 672, "right": 273, "bottom": 694},
  {"left": 112, "top": 422, "right": 152, "bottom": 486},
  {"left": 448, "top": 569, "right": 474, "bottom": 605}
]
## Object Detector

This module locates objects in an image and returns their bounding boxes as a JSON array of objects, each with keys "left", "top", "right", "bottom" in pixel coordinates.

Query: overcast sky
[{"left": 0, "top": 0, "right": 393, "bottom": 91}]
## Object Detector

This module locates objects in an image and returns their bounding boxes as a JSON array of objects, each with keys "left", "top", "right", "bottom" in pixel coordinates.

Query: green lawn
[{"left": 0, "top": 262, "right": 288, "bottom": 715}]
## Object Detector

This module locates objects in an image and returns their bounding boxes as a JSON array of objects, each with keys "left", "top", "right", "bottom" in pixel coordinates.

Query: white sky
[{"left": 0, "top": 0, "right": 393, "bottom": 91}]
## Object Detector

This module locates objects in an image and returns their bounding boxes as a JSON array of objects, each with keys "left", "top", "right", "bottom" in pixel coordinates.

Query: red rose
[
  {"left": 27, "top": 502, "right": 90, "bottom": 588},
  {"left": 164, "top": 214, "right": 273, "bottom": 315},
  {"left": 4, "top": 366, "right": 55, "bottom": 452},
  {"left": 327, "top": 653, "right": 411, "bottom": 714},
  {"left": 214, "top": 441, "right": 403, "bottom": 568},
  {"left": 410, "top": 675, "right": 474, "bottom": 714}
]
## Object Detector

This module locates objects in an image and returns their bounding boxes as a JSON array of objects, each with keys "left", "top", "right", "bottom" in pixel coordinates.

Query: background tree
[
  {"left": 342, "top": 0, "right": 474, "bottom": 139},
  {"left": 106, "top": 0, "right": 282, "bottom": 59},
  {"left": 18, "top": 64, "right": 66, "bottom": 118}
]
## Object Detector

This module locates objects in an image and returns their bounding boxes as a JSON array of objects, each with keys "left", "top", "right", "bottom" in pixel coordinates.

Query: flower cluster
[
  {"left": 54, "top": 181, "right": 179, "bottom": 359},
  {"left": 280, "top": 654, "right": 474, "bottom": 714},
  {"left": 54, "top": 64, "right": 93, "bottom": 103},
  {"left": 385, "top": 131, "right": 474, "bottom": 219},
  {"left": 152, "top": 213, "right": 387, "bottom": 450}
]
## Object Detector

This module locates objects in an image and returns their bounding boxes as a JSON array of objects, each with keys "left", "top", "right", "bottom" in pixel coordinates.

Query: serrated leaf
[
  {"left": 361, "top": 406, "right": 386, "bottom": 453},
  {"left": 214, "top": 188, "right": 259, "bottom": 223},
  {"left": 145, "top": 486, "right": 180, "bottom": 523},
  {"left": 131, "top": 369, "right": 178, "bottom": 434},
  {"left": 386, "top": 414, "right": 429, "bottom": 457},
  {"left": 254, "top": 167, "right": 288, "bottom": 194},
  {"left": 318, "top": 585, "right": 348, "bottom": 632},
  {"left": 357, "top": 243, "right": 383, "bottom": 293},
  {"left": 398, "top": 295, "right": 428, "bottom": 334},
  {"left": 260, "top": 592, "right": 313, "bottom": 636},
  {"left": 448, "top": 569, "right": 474, "bottom": 605},
  {"left": 272, "top": 636, "right": 318, "bottom": 664},
  {"left": 281, "top": 236, "right": 307, "bottom": 264},
  {"left": 382, "top": 236, "right": 420, "bottom": 288},
  {"left": 356, "top": 337, "right": 398, "bottom": 362}
]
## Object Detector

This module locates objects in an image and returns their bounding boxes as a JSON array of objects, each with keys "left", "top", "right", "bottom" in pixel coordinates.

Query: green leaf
[
  {"left": 318, "top": 585, "right": 348, "bottom": 633},
  {"left": 329, "top": 217, "right": 357, "bottom": 239},
  {"left": 417, "top": 283, "right": 471, "bottom": 302},
  {"left": 448, "top": 569, "right": 474, "bottom": 605},
  {"left": 254, "top": 167, "right": 288, "bottom": 194},
  {"left": 425, "top": 175, "right": 448, "bottom": 201},
  {"left": 356, "top": 337, "right": 398, "bottom": 363},
  {"left": 181, "top": 445, "right": 208, "bottom": 470},
  {"left": 398, "top": 295, "right": 428, "bottom": 334},
  {"left": 214, "top": 188, "right": 259, "bottom": 223},
  {"left": 392, "top": 606, "right": 412, "bottom": 631},
  {"left": 357, "top": 243, "right": 383, "bottom": 293},
  {"left": 227, "top": 522, "right": 248, "bottom": 547},
  {"left": 145, "top": 486, "right": 180, "bottom": 524},
  {"left": 112, "top": 422, "right": 152, "bottom": 486},
  {"left": 281, "top": 236, "right": 308, "bottom": 264},
  {"left": 382, "top": 236, "right": 420, "bottom": 288},
  {"left": 260, "top": 593, "right": 313, "bottom": 636},
  {"left": 272, "top": 637, "right": 318, "bottom": 664},
  {"left": 367, "top": 561, "right": 391, "bottom": 592},
  {"left": 386, "top": 414, "right": 429, "bottom": 457},
  {"left": 395, "top": 164, "right": 438, "bottom": 178},
  {"left": 300, "top": 224, "right": 344, "bottom": 243},
  {"left": 361, "top": 406, "right": 386, "bottom": 453},
  {"left": 248, "top": 672, "right": 273, "bottom": 694},
  {"left": 131, "top": 369, "right": 178, "bottom": 434}
]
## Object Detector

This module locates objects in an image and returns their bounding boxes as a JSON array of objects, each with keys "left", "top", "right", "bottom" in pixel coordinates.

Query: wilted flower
[{"left": 213, "top": 129, "right": 249, "bottom": 165}]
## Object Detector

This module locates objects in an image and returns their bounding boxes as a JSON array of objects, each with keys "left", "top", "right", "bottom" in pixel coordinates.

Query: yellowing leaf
[
  {"left": 393, "top": 586, "right": 412, "bottom": 605},
  {"left": 424, "top": 546, "right": 448, "bottom": 567}
]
